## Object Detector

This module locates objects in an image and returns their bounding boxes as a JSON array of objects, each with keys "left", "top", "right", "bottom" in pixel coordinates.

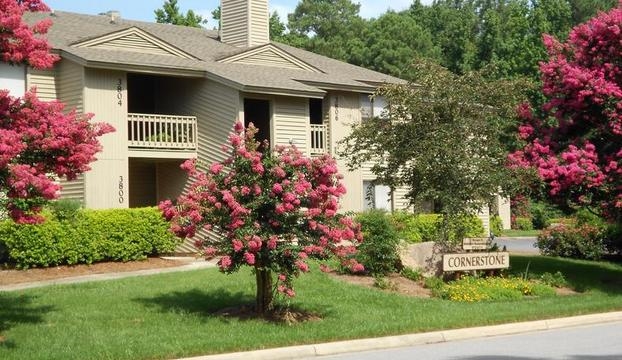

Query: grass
[
  {"left": 498, "top": 229, "right": 542, "bottom": 237},
  {"left": 1, "top": 256, "right": 621, "bottom": 360}
]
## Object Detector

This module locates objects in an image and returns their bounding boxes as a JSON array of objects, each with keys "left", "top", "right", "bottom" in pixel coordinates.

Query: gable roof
[
  {"left": 24, "top": 11, "right": 404, "bottom": 97},
  {"left": 218, "top": 44, "right": 322, "bottom": 73},
  {"left": 72, "top": 27, "right": 197, "bottom": 60}
]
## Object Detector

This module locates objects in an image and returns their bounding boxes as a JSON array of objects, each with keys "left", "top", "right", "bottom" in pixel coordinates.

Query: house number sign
[
  {"left": 116, "top": 79, "right": 123, "bottom": 106},
  {"left": 118, "top": 176, "right": 125, "bottom": 203}
]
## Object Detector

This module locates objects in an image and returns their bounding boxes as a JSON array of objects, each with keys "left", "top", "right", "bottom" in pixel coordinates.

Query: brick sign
[
  {"left": 462, "top": 237, "right": 491, "bottom": 250},
  {"left": 443, "top": 252, "right": 510, "bottom": 271}
]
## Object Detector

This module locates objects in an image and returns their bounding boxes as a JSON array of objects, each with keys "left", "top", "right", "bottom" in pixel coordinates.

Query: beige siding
[
  {"left": 327, "top": 92, "right": 364, "bottom": 212},
  {"left": 59, "top": 174, "right": 85, "bottom": 204},
  {"left": 497, "top": 195, "right": 512, "bottom": 230},
  {"left": 173, "top": 79, "right": 240, "bottom": 253},
  {"left": 361, "top": 161, "right": 376, "bottom": 180},
  {"left": 274, "top": 97, "right": 309, "bottom": 155},
  {"left": 249, "top": 0, "right": 269, "bottom": 46},
  {"left": 182, "top": 80, "right": 240, "bottom": 166},
  {"left": 477, "top": 206, "right": 491, "bottom": 236},
  {"left": 393, "top": 186, "right": 412, "bottom": 211},
  {"left": 83, "top": 68, "right": 129, "bottom": 209},
  {"left": 26, "top": 68, "right": 57, "bottom": 101},
  {"left": 156, "top": 160, "right": 188, "bottom": 203},
  {"left": 57, "top": 60, "right": 85, "bottom": 201},
  {"left": 221, "top": 0, "right": 268, "bottom": 47},
  {"left": 57, "top": 60, "right": 84, "bottom": 113},
  {"left": 221, "top": 0, "right": 249, "bottom": 47},
  {"left": 90, "top": 34, "right": 174, "bottom": 56}
]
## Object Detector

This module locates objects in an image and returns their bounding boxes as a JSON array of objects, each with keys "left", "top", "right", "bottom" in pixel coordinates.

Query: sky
[{"left": 43, "top": 0, "right": 418, "bottom": 30}]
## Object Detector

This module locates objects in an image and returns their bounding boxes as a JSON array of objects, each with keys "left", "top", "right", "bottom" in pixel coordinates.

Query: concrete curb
[
  {"left": 175, "top": 311, "right": 622, "bottom": 360},
  {"left": 0, "top": 260, "right": 216, "bottom": 292}
]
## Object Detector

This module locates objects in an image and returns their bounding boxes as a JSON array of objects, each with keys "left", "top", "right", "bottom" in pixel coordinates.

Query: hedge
[
  {"left": 0, "top": 207, "right": 180, "bottom": 269},
  {"left": 390, "top": 211, "right": 485, "bottom": 243}
]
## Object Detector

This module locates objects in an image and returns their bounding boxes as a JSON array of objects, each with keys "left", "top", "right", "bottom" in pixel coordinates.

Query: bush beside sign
[{"left": 443, "top": 252, "right": 510, "bottom": 271}]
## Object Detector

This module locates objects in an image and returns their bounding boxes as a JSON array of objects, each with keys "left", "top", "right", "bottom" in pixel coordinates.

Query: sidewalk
[
  {"left": 0, "top": 257, "right": 216, "bottom": 291},
  {"left": 175, "top": 311, "right": 622, "bottom": 360}
]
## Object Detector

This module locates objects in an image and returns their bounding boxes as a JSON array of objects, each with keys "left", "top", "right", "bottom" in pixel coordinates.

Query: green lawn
[{"left": 1, "top": 256, "right": 621, "bottom": 360}]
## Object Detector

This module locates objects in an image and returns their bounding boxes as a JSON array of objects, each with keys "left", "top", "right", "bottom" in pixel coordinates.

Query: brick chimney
[{"left": 220, "top": 0, "right": 269, "bottom": 47}]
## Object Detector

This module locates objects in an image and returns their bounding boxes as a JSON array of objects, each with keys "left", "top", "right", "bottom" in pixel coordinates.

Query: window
[
  {"left": 0, "top": 63, "right": 25, "bottom": 96},
  {"left": 360, "top": 94, "right": 387, "bottom": 121},
  {"left": 363, "top": 181, "right": 392, "bottom": 211}
]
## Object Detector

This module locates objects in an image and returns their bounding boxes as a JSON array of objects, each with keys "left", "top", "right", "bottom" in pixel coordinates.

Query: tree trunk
[{"left": 255, "top": 267, "right": 273, "bottom": 314}]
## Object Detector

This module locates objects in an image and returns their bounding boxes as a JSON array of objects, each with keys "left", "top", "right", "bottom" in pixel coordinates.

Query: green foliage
[
  {"left": 538, "top": 271, "right": 568, "bottom": 288},
  {"left": 390, "top": 211, "right": 484, "bottom": 245},
  {"left": 529, "top": 201, "right": 563, "bottom": 230},
  {"left": 355, "top": 210, "right": 401, "bottom": 275},
  {"left": 373, "top": 275, "right": 398, "bottom": 290},
  {"left": 269, "top": 11, "right": 286, "bottom": 40},
  {"left": 401, "top": 267, "right": 423, "bottom": 281},
  {"left": 490, "top": 215, "right": 503, "bottom": 235},
  {"left": 46, "top": 199, "right": 81, "bottom": 222},
  {"left": 357, "top": 11, "right": 441, "bottom": 79},
  {"left": 574, "top": 208, "right": 605, "bottom": 227},
  {"left": 441, "top": 276, "right": 556, "bottom": 302},
  {"left": 340, "top": 61, "right": 529, "bottom": 232},
  {"left": 390, "top": 212, "right": 441, "bottom": 243},
  {"left": 514, "top": 216, "right": 534, "bottom": 230},
  {"left": 0, "top": 208, "right": 179, "bottom": 269},
  {"left": 154, "top": 0, "right": 205, "bottom": 27},
  {"left": 604, "top": 223, "right": 622, "bottom": 255},
  {"left": 423, "top": 276, "right": 446, "bottom": 298},
  {"left": 284, "top": 0, "right": 367, "bottom": 62},
  {"left": 537, "top": 223, "right": 606, "bottom": 260}
]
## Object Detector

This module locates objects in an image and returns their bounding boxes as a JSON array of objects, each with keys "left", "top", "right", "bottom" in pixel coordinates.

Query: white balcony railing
[
  {"left": 310, "top": 124, "right": 327, "bottom": 156},
  {"left": 128, "top": 113, "right": 197, "bottom": 150}
]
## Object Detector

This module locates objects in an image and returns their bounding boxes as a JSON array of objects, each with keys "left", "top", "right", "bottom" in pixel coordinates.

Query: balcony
[
  {"left": 128, "top": 113, "right": 197, "bottom": 158},
  {"left": 310, "top": 124, "right": 327, "bottom": 156}
]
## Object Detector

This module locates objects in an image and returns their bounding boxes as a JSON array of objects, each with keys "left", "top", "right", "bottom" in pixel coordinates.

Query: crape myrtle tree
[
  {"left": 0, "top": 0, "right": 113, "bottom": 223},
  {"left": 340, "top": 60, "right": 529, "bottom": 242},
  {"left": 160, "top": 122, "right": 363, "bottom": 315},
  {"left": 509, "top": 4, "right": 622, "bottom": 222}
]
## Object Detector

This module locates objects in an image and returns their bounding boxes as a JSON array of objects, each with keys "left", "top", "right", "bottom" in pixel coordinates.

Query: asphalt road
[
  {"left": 307, "top": 322, "right": 622, "bottom": 360},
  {"left": 494, "top": 236, "right": 539, "bottom": 254}
]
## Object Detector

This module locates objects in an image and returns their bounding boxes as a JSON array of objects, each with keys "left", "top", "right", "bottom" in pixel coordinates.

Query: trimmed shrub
[
  {"left": 441, "top": 214, "right": 486, "bottom": 244},
  {"left": 390, "top": 212, "right": 483, "bottom": 243},
  {"left": 390, "top": 212, "right": 441, "bottom": 243},
  {"left": 490, "top": 215, "right": 503, "bottom": 235},
  {"left": 514, "top": 217, "right": 534, "bottom": 230},
  {"left": 537, "top": 223, "right": 605, "bottom": 260},
  {"left": 47, "top": 199, "right": 82, "bottom": 222},
  {"left": 0, "top": 207, "right": 179, "bottom": 269},
  {"left": 355, "top": 210, "right": 401, "bottom": 275}
]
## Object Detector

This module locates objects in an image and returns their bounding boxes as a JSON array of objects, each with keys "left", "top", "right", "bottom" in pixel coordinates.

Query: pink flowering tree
[
  {"left": 509, "top": 5, "right": 622, "bottom": 221},
  {"left": 160, "top": 123, "right": 363, "bottom": 315},
  {"left": 1, "top": 0, "right": 113, "bottom": 223}
]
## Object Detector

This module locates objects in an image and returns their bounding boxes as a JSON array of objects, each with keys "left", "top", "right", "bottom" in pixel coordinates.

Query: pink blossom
[
  {"left": 244, "top": 252, "right": 255, "bottom": 265},
  {"left": 232, "top": 240, "right": 244, "bottom": 252},
  {"left": 272, "top": 183, "right": 283, "bottom": 194},
  {"left": 219, "top": 256, "right": 232, "bottom": 270}
]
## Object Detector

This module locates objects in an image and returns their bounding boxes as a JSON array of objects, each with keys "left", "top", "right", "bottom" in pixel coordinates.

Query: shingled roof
[{"left": 24, "top": 11, "right": 404, "bottom": 97}]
